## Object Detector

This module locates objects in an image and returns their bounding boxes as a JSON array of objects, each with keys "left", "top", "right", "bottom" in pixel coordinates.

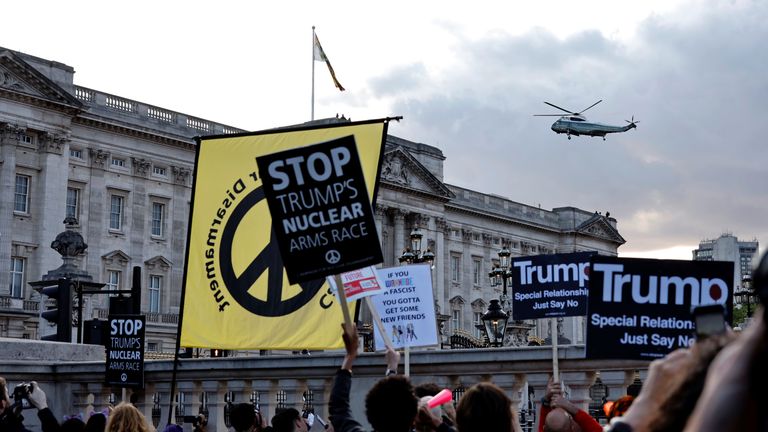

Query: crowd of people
[{"left": 3, "top": 254, "right": 767, "bottom": 431}]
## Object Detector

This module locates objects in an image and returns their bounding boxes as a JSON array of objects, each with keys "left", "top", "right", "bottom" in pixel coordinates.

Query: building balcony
[{"left": 0, "top": 296, "right": 39, "bottom": 315}]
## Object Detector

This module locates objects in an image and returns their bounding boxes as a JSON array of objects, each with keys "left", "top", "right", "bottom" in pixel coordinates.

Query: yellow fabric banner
[{"left": 180, "top": 121, "right": 387, "bottom": 349}]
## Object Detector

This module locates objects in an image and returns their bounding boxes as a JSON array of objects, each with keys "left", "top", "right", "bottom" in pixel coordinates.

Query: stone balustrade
[{"left": 1, "top": 342, "right": 648, "bottom": 432}]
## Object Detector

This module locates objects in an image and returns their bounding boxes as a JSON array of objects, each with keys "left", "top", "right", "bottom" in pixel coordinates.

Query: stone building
[
  {"left": 692, "top": 233, "right": 759, "bottom": 293},
  {"left": 0, "top": 47, "right": 625, "bottom": 351}
]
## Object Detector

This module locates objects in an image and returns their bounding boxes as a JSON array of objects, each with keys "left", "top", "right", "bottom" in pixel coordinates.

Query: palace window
[{"left": 14, "top": 175, "right": 30, "bottom": 213}]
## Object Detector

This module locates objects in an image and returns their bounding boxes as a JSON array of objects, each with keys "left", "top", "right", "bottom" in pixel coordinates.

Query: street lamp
[
  {"left": 481, "top": 299, "right": 509, "bottom": 347},
  {"left": 489, "top": 246, "right": 512, "bottom": 309},
  {"left": 399, "top": 228, "right": 435, "bottom": 265},
  {"left": 736, "top": 275, "right": 756, "bottom": 318}
]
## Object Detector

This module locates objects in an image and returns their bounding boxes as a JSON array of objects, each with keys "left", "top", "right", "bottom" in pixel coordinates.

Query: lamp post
[
  {"left": 481, "top": 299, "right": 509, "bottom": 347},
  {"left": 488, "top": 246, "right": 512, "bottom": 311},
  {"left": 398, "top": 228, "right": 435, "bottom": 265},
  {"left": 736, "top": 275, "right": 756, "bottom": 318}
]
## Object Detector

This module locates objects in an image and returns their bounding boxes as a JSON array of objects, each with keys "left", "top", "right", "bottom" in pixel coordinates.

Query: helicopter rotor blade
[
  {"left": 543, "top": 101, "right": 574, "bottom": 114},
  {"left": 534, "top": 114, "right": 567, "bottom": 117},
  {"left": 579, "top": 100, "right": 602, "bottom": 114}
]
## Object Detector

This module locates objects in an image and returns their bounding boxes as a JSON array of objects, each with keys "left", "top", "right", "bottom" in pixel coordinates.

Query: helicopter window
[{"left": 570, "top": 117, "right": 585, "bottom": 121}]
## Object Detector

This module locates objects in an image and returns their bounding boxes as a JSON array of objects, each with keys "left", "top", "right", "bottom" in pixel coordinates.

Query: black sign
[
  {"left": 106, "top": 314, "right": 145, "bottom": 388},
  {"left": 509, "top": 252, "right": 596, "bottom": 319},
  {"left": 586, "top": 257, "right": 733, "bottom": 360},
  {"left": 256, "top": 135, "right": 383, "bottom": 284}
]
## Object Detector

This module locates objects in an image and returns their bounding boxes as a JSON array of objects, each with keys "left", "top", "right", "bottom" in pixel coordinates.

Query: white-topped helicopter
[{"left": 535, "top": 100, "right": 638, "bottom": 140}]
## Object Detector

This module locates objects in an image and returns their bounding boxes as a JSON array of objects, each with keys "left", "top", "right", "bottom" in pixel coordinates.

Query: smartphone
[{"left": 692, "top": 304, "right": 727, "bottom": 338}]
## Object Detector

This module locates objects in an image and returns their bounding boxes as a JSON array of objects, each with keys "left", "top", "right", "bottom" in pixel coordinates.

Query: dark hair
[
  {"left": 61, "top": 417, "right": 86, "bottom": 432},
  {"left": 365, "top": 376, "right": 418, "bottom": 432},
  {"left": 456, "top": 382, "right": 515, "bottom": 432},
  {"left": 85, "top": 413, "right": 107, "bottom": 432},
  {"left": 647, "top": 335, "right": 731, "bottom": 432},
  {"left": 271, "top": 407, "right": 300, "bottom": 432},
  {"left": 414, "top": 382, "right": 442, "bottom": 398},
  {"left": 230, "top": 403, "right": 257, "bottom": 432}
]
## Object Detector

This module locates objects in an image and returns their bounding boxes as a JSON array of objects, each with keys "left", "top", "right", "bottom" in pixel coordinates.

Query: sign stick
[
  {"left": 405, "top": 346, "right": 411, "bottom": 377},
  {"left": 551, "top": 317, "right": 559, "bottom": 382},
  {"left": 334, "top": 274, "right": 353, "bottom": 329},
  {"left": 365, "top": 296, "right": 393, "bottom": 349}
]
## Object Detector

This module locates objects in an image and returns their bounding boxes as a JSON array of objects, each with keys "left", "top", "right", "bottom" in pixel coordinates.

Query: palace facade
[{"left": 0, "top": 47, "right": 625, "bottom": 351}]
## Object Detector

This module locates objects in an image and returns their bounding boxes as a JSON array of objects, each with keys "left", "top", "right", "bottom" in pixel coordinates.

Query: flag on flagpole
[{"left": 313, "top": 32, "right": 345, "bottom": 91}]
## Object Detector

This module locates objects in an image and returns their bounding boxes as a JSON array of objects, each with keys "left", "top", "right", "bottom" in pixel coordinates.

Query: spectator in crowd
[
  {"left": 105, "top": 402, "right": 150, "bottom": 432},
  {"left": 602, "top": 330, "right": 733, "bottom": 432},
  {"left": 537, "top": 377, "right": 601, "bottom": 432},
  {"left": 685, "top": 306, "right": 768, "bottom": 431},
  {"left": 330, "top": 323, "right": 424, "bottom": 432},
  {"left": 271, "top": 408, "right": 308, "bottom": 432},
  {"left": 84, "top": 412, "right": 107, "bottom": 432},
  {"left": 414, "top": 383, "right": 456, "bottom": 428},
  {"left": 0, "top": 379, "right": 60, "bottom": 432},
  {"left": 61, "top": 416, "right": 86, "bottom": 432},
  {"left": 230, "top": 402, "right": 269, "bottom": 432},
  {"left": 455, "top": 382, "right": 522, "bottom": 432},
  {"left": 604, "top": 395, "right": 634, "bottom": 421}
]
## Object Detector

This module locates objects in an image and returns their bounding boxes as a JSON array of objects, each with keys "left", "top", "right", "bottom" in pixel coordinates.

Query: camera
[
  {"left": 692, "top": 304, "right": 727, "bottom": 339},
  {"left": 12, "top": 383, "right": 33, "bottom": 410}
]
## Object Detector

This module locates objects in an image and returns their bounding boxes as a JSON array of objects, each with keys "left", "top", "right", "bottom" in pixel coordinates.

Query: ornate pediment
[
  {"left": 0, "top": 48, "right": 81, "bottom": 108},
  {"left": 381, "top": 147, "right": 454, "bottom": 199},
  {"left": 102, "top": 250, "right": 131, "bottom": 266},
  {"left": 145, "top": 255, "right": 173, "bottom": 271},
  {"left": 576, "top": 215, "right": 626, "bottom": 245}
]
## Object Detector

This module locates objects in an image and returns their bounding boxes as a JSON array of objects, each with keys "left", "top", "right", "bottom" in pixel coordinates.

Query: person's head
[
  {"left": 646, "top": 334, "right": 732, "bottom": 432},
  {"left": 0, "top": 377, "right": 10, "bottom": 415},
  {"left": 456, "top": 382, "right": 520, "bottom": 432},
  {"left": 271, "top": 408, "right": 308, "bottom": 432},
  {"left": 365, "top": 375, "right": 418, "bottom": 432},
  {"left": 85, "top": 412, "right": 108, "bottom": 432},
  {"left": 543, "top": 408, "right": 581, "bottom": 432},
  {"left": 607, "top": 395, "right": 635, "bottom": 420},
  {"left": 61, "top": 417, "right": 86, "bottom": 432},
  {"left": 230, "top": 403, "right": 258, "bottom": 432},
  {"left": 105, "top": 402, "right": 149, "bottom": 432},
  {"left": 414, "top": 382, "right": 442, "bottom": 398}
]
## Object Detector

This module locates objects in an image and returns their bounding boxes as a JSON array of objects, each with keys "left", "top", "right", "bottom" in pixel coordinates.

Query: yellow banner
[{"left": 180, "top": 121, "right": 387, "bottom": 349}]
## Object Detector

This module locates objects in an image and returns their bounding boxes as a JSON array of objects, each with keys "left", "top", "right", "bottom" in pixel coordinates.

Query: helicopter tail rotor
[{"left": 625, "top": 116, "right": 639, "bottom": 129}]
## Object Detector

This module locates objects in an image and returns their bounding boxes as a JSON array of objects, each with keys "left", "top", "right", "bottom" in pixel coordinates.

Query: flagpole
[{"left": 311, "top": 26, "right": 315, "bottom": 121}]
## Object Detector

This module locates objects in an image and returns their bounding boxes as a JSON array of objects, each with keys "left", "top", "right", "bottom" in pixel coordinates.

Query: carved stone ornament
[
  {"left": 89, "top": 149, "right": 110, "bottom": 168},
  {"left": 38, "top": 132, "right": 68, "bottom": 155},
  {"left": 382, "top": 155, "right": 409, "bottom": 185},
  {"left": 172, "top": 165, "right": 191, "bottom": 185},
  {"left": 132, "top": 157, "right": 151, "bottom": 176}
]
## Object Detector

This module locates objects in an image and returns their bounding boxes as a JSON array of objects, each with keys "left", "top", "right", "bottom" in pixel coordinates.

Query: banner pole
[
  {"left": 405, "top": 346, "right": 410, "bottom": 377},
  {"left": 334, "top": 274, "right": 353, "bottom": 329},
  {"left": 365, "top": 296, "right": 393, "bottom": 349},
  {"left": 311, "top": 26, "right": 316, "bottom": 121},
  {"left": 551, "top": 317, "right": 559, "bottom": 382}
]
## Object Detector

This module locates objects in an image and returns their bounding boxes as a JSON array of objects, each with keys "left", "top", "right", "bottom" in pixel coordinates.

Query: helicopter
[{"left": 534, "top": 100, "right": 638, "bottom": 140}]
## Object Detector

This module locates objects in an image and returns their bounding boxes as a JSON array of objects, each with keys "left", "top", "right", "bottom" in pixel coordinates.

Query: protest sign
[
  {"left": 106, "top": 315, "right": 145, "bottom": 388},
  {"left": 586, "top": 257, "right": 733, "bottom": 360},
  {"left": 326, "top": 265, "right": 386, "bottom": 302},
  {"left": 371, "top": 265, "right": 438, "bottom": 350},
  {"left": 509, "top": 252, "right": 596, "bottom": 319},
  {"left": 256, "top": 135, "right": 383, "bottom": 284},
  {"left": 180, "top": 120, "right": 387, "bottom": 350}
]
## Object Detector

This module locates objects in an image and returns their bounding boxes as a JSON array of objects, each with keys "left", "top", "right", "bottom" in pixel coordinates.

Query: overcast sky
[{"left": 2, "top": 0, "right": 765, "bottom": 259}]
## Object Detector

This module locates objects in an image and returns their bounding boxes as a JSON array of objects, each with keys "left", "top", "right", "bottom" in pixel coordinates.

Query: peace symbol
[
  {"left": 325, "top": 249, "right": 341, "bottom": 264},
  {"left": 219, "top": 187, "right": 324, "bottom": 317}
]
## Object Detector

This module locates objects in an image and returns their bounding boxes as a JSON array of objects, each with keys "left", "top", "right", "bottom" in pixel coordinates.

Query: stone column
[
  {"left": 599, "top": 370, "right": 635, "bottom": 400},
  {"left": 434, "top": 218, "right": 447, "bottom": 313},
  {"left": 0, "top": 124, "right": 20, "bottom": 290},
  {"left": 36, "top": 132, "right": 70, "bottom": 279},
  {"left": 393, "top": 209, "right": 407, "bottom": 259},
  {"left": 559, "top": 371, "right": 597, "bottom": 411},
  {"left": 375, "top": 204, "right": 389, "bottom": 266}
]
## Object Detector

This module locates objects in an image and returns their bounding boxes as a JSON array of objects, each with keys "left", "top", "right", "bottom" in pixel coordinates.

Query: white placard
[{"left": 371, "top": 265, "right": 438, "bottom": 350}]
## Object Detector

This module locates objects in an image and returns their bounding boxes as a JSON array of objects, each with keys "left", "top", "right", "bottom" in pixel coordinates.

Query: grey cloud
[{"left": 374, "top": 1, "right": 768, "bottom": 252}]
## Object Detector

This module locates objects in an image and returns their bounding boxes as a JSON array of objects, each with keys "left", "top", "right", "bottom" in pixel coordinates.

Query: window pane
[
  {"left": 107, "top": 271, "right": 121, "bottom": 296},
  {"left": 110, "top": 196, "right": 123, "bottom": 230},
  {"left": 66, "top": 188, "right": 79, "bottom": 219},
  {"left": 14, "top": 175, "right": 29, "bottom": 213},
  {"left": 10, "top": 257, "right": 25, "bottom": 298},
  {"left": 151, "top": 203, "right": 164, "bottom": 236},
  {"left": 149, "top": 275, "right": 161, "bottom": 313}
]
